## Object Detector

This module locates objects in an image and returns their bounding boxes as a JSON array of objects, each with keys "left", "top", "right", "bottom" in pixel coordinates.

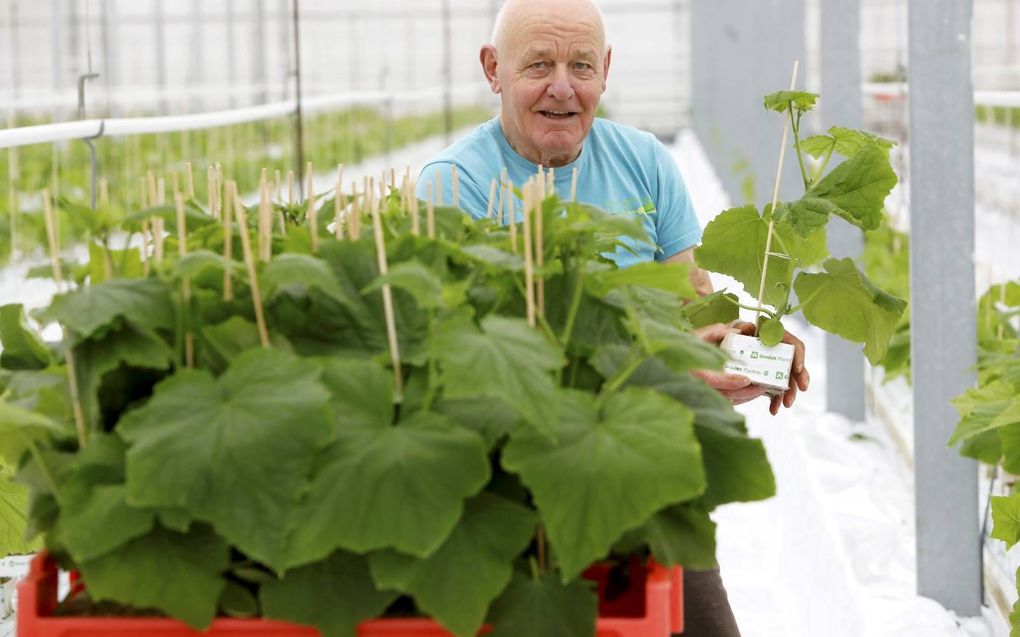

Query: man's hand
[{"left": 693, "top": 321, "right": 810, "bottom": 415}]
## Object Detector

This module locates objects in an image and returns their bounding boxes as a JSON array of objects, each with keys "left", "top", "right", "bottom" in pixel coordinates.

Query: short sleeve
[
  {"left": 415, "top": 161, "right": 491, "bottom": 221},
  {"left": 651, "top": 140, "right": 702, "bottom": 261}
]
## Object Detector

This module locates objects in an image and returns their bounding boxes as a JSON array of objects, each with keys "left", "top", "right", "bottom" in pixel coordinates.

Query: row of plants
[
  {"left": 975, "top": 105, "right": 1020, "bottom": 130},
  {"left": 0, "top": 104, "right": 492, "bottom": 265}
]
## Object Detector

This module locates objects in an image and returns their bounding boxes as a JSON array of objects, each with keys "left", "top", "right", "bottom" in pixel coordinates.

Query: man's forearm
[{"left": 663, "top": 248, "right": 713, "bottom": 296}]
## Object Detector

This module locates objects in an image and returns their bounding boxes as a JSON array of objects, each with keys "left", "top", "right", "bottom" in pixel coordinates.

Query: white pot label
[{"left": 720, "top": 333, "right": 795, "bottom": 395}]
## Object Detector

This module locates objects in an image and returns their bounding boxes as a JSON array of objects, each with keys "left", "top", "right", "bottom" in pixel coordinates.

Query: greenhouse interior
[{"left": 1, "top": 0, "right": 1019, "bottom": 636}]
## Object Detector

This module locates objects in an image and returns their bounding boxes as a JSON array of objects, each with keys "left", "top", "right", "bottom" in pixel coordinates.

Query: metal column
[
  {"left": 820, "top": 0, "right": 866, "bottom": 420},
  {"left": 908, "top": 0, "right": 981, "bottom": 616}
]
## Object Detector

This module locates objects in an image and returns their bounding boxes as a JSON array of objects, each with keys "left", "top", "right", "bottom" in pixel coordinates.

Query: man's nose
[{"left": 546, "top": 66, "right": 574, "bottom": 101}]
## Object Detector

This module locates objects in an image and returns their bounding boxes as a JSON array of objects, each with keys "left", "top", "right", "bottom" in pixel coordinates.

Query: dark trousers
[{"left": 681, "top": 568, "right": 742, "bottom": 637}]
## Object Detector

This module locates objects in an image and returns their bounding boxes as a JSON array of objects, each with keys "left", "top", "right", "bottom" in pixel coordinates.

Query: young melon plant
[
  {"left": 0, "top": 171, "right": 776, "bottom": 637},
  {"left": 695, "top": 89, "right": 908, "bottom": 365}
]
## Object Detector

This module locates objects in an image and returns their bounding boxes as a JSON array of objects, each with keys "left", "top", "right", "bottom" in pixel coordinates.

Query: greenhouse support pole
[
  {"left": 908, "top": 0, "right": 981, "bottom": 616},
  {"left": 291, "top": 0, "right": 306, "bottom": 199},
  {"left": 154, "top": 0, "right": 167, "bottom": 114},
  {"left": 820, "top": 0, "right": 865, "bottom": 420}
]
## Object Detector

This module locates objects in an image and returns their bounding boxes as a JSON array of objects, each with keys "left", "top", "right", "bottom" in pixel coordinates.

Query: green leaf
[
  {"left": 0, "top": 401, "right": 72, "bottom": 464},
  {"left": 43, "top": 278, "right": 176, "bottom": 338},
  {"left": 263, "top": 253, "right": 352, "bottom": 307},
  {"left": 54, "top": 433, "right": 157, "bottom": 561},
  {"left": 502, "top": 387, "right": 705, "bottom": 581},
  {"left": 695, "top": 205, "right": 826, "bottom": 307},
  {"left": 763, "top": 90, "right": 818, "bottom": 113},
  {"left": 626, "top": 504, "right": 718, "bottom": 570},
  {"left": 790, "top": 147, "right": 897, "bottom": 232},
  {"left": 261, "top": 551, "right": 399, "bottom": 637},
  {"left": 363, "top": 260, "right": 444, "bottom": 309},
  {"left": 0, "top": 304, "right": 52, "bottom": 370},
  {"left": 219, "top": 580, "right": 259, "bottom": 618},
  {"left": 794, "top": 258, "right": 907, "bottom": 364},
  {"left": 284, "top": 411, "right": 489, "bottom": 568},
  {"left": 118, "top": 348, "right": 334, "bottom": 572},
  {"left": 174, "top": 250, "right": 242, "bottom": 279},
  {"left": 0, "top": 463, "right": 39, "bottom": 555},
  {"left": 79, "top": 525, "right": 229, "bottom": 630},
  {"left": 457, "top": 245, "right": 525, "bottom": 272},
  {"left": 486, "top": 572, "right": 597, "bottom": 637},
  {"left": 801, "top": 126, "right": 895, "bottom": 160},
  {"left": 991, "top": 495, "right": 1020, "bottom": 549},
  {"left": 435, "top": 396, "right": 521, "bottom": 449},
  {"left": 369, "top": 493, "right": 537, "bottom": 637},
  {"left": 626, "top": 316, "right": 727, "bottom": 374},
  {"left": 590, "top": 261, "right": 695, "bottom": 300},
  {"left": 436, "top": 314, "right": 563, "bottom": 438},
  {"left": 949, "top": 381, "right": 1020, "bottom": 446},
  {"left": 758, "top": 317, "right": 785, "bottom": 347},
  {"left": 682, "top": 291, "right": 739, "bottom": 329}
]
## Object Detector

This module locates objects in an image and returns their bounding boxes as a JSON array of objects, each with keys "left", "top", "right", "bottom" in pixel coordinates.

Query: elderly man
[{"left": 417, "top": 1, "right": 809, "bottom": 634}]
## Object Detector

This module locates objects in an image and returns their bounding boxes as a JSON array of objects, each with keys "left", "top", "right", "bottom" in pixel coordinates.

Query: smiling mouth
[{"left": 539, "top": 110, "right": 577, "bottom": 119}]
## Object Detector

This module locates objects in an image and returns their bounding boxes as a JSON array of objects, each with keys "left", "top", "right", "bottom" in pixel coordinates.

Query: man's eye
[
  {"left": 530, "top": 62, "right": 547, "bottom": 70},
  {"left": 574, "top": 62, "right": 592, "bottom": 71}
]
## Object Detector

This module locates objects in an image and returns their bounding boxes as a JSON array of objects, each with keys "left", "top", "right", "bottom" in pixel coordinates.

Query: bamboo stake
[
  {"left": 536, "top": 187, "right": 545, "bottom": 317},
  {"left": 570, "top": 167, "right": 579, "bottom": 202},
  {"left": 521, "top": 180, "right": 536, "bottom": 327},
  {"left": 410, "top": 183, "right": 421, "bottom": 236},
  {"left": 232, "top": 183, "right": 270, "bottom": 347},
  {"left": 99, "top": 178, "right": 110, "bottom": 207},
  {"left": 497, "top": 167, "right": 508, "bottom": 225},
  {"left": 451, "top": 165, "right": 459, "bottom": 208},
  {"left": 486, "top": 179, "right": 498, "bottom": 219},
  {"left": 390, "top": 167, "right": 396, "bottom": 191},
  {"left": 157, "top": 177, "right": 166, "bottom": 205},
  {"left": 334, "top": 164, "right": 345, "bottom": 239},
  {"left": 546, "top": 167, "right": 555, "bottom": 197},
  {"left": 754, "top": 60, "right": 800, "bottom": 331},
  {"left": 42, "top": 189, "right": 87, "bottom": 448},
  {"left": 274, "top": 169, "right": 282, "bottom": 202},
  {"left": 139, "top": 177, "right": 151, "bottom": 275},
  {"left": 287, "top": 170, "right": 295, "bottom": 206},
  {"left": 175, "top": 192, "right": 195, "bottom": 368},
  {"left": 207, "top": 166, "right": 217, "bottom": 220},
  {"left": 508, "top": 179, "right": 517, "bottom": 254},
  {"left": 216, "top": 163, "right": 225, "bottom": 220},
  {"left": 184, "top": 161, "right": 195, "bottom": 199},
  {"left": 259, "top": 173, "right": 272, "bottom": 262},
  {"left": 369, "top": 193, "right": 404, "bottom": 398},
  {"left": 351, "top": 182, "right": 362, "bottom": 240},
  {"left": 223, "top": 182, "right": 235, "bottom": 301},
  {"left": 307, "top": 161, "right": 318, "bottom": 254},
  {"left": 147, "top": 170, "right": 158, "bottom": 207},
  {"left": 425, "top": 183, "right": 436, "bottom": 239}
]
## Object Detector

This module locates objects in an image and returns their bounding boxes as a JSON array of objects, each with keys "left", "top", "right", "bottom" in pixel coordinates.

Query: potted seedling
[
  {"left": 695, "top": 70, "right": 908, "bottom": 395},
  {"left": 0, "top": 163, "right": 778, "bottom": 637}
]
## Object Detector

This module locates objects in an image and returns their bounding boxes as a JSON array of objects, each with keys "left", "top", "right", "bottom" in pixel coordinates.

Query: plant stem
[
  {"left": 813, "top": 147, "right": 835, "bottom": 184},
  {"left": 719, "top": 294, "right": 777, "bottom": 318},
  {"left": 559, "top": 252, "right": 586, "bottom": 346},
  {"left": 597, "top": 350, "right": 647, "bottom": 407},
  {"left": 26, "top": 440, "right": 63, "bottom": 507},
  {"left": 790, "top": 109, "right": 811, "bottom": 190}
]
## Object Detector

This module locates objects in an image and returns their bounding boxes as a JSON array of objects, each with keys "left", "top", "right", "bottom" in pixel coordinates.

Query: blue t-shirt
[{"left": 416, "top": 117, "right": 701, "bottom": 268}]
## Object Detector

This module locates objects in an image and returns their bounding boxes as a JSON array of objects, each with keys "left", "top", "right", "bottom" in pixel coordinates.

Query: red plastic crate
[{"left": 18, "top": 552, "right": 683, "bottom": 636}]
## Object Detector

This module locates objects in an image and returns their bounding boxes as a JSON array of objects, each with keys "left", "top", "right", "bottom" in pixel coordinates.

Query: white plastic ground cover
[{"left": 673, "top": 130, "right": 997, "bottom": 636}]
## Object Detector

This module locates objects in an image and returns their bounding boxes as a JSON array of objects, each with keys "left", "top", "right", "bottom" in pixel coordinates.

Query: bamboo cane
[
  {"left": 351, "top": 182, "right": 362, "bottom": 240},
  {"left": 426, "top": 183, "right": 436, "bottom": 240},
  {"left": 307, "top": 161, "right": 318, "bottom": 254},
  {"left": 184, "top": 161, "right": 195, "bottom": 199},
  {"left": 223, "top": 182, "right": 235, "bottom": 301},
  {"left": 335, "top": 164, "right": 345, "bottom": 240},
  {"left": 42, "top": 189, "right": 87, "bottom": 448},
  {"left": 521, "top": 180, "right": 536, "bottom": 327},
  {"left": 486, "top": 179, "right": 498, "bottom": 220},
  {"left": 232, "top": 183, "right": 270, "bottom": 347},
  {"left": 507, "top": 179, "right": 517, "bottom": 254},
  {"left": 754, "top": 61, "right": 800, "bottom": 332},
  {"left": 410, "top": 182, "right": 421, "bottom": 236},
  {"left": 175, "top": 192, "right": 194, "bottom": 368},
  {"left": 570, "top": 167, "right": 579, "bottom": 202},
  {"left": 369, "top": 193, "right": 404, "bottom": 398}
]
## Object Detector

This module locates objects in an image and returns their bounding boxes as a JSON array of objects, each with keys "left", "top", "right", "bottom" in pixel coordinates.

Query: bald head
[{"left": 490, "top": 0, "right": 608, "bottom": 55}]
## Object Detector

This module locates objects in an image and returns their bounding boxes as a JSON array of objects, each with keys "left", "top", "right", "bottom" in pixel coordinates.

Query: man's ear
[
  {"left": 481, "top": 45, "right": 500, "bottom": 94},
  {"left": 601, "top": 46, "right": 613, "bottom": 91}
]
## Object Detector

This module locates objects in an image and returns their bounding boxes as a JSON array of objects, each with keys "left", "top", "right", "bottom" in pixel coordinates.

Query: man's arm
[{"left": 662, "top": 247, "right": 713, "bottom": 296}]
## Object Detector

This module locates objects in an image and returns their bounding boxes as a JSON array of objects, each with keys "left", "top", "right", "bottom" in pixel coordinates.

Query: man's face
[{"left": 482, "top": 2, "right": 611, "bottom": 168}]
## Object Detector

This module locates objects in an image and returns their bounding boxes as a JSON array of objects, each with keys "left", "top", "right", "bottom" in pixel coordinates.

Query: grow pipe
[{"left": 0, "top": 85, "right": 483, "bottom": 151}]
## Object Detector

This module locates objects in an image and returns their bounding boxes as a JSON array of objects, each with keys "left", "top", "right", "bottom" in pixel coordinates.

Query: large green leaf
[
  {"left": 788, "top": 147, "right": 897, "bottom": 232},
  {"left": 682, "top": 291, "right": 739, "bottom": 329},
  {"left": 695, "top": 205, "right": 826, "bottom": 307},
  {"left": 624, "top": 503, "right": 718, "bottom": 570},
  {"left": 0, "top": 304, "right": 51, "bottom": 370},
  {"left": 590, "top": 261, "right": 695, "bottom": 300},
  {"left": 991, "top": 495, "right": 1020, "bottom": 549},
  {"left": 118, "top": 348, "right": 333, "bottom": 572},
  {"left": 435, "top": 313, "right": 563, "bottom": 438},
  {"left": 284, "top": 411, "right": 489, "bottom": 568},
  {"left": 54, "top": 434, "right": 156, "bottom": 562},
  {"left": 261, "top": 551, "right": 399, "bottom": 637},
  {"left": 486, "top": 572, "right": 597, "bottom": 637},
  {"left": 800, "top": 126, "right": 895, "bottom": 160},
  {"left": 949, "top": 380, "right": 1020, "bottom": 447},
  {"left": 43, "top": 278, "right": 175, "bottom": 338},
  {"left": 263, "top": 253, "right": 352, "bottom": 307},
  {"left": 363, "top": 260, "right": 445, "bottom": 310},
  {"left": 0, "top": 463, "right": 38, "bottom": 555},
  {"left": 794, "top": 258, "right": 907, "bottom": 364},
  {"left": 369, "top": 493, "right": 537, "bottom": 637},
  {"left": 0, "top": 401, "right": 72, "bottom": 464},
  {"left": 502, "top": 387, "right": 705, "bottom": 580},
  {"left": 624, "top": 316, "right": 727, "bottom": 374},
  {"left": 79, "top": 524, "right": 229, "bottom": 630}
]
